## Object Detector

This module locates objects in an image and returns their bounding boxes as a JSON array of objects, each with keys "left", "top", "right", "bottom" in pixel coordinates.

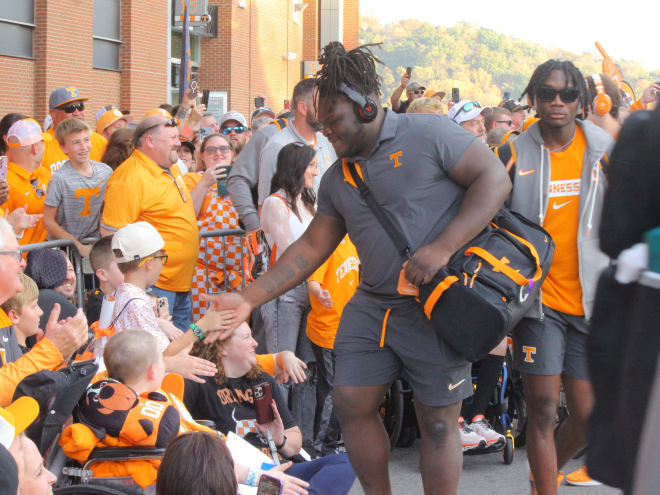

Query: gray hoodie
[{"left": 507, "top": 119, "right": 613, "bottom": 320}]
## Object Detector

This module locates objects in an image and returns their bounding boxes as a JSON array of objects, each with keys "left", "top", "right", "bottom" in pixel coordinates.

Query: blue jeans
[
  {"left": 284, "top": 453, "right": 355, "bottom": 495},
  {"left": 149, "top": 287, "right": 192, "bottom": 331}
]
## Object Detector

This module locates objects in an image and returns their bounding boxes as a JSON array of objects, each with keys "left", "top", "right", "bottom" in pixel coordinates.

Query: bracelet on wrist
[
  {"left": 189, "top": 323, "right": 205, "bottom": 340},
  {"left": 246, "top": 467, "right": 259, "bottom": 487},
  {"left": 275, "top": 435, "right": 287, "bottom": 450}
]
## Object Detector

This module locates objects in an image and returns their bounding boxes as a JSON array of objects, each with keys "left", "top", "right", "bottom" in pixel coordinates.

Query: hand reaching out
[{"left": 275, "top": 351, "right": 307, "bottom": 384}]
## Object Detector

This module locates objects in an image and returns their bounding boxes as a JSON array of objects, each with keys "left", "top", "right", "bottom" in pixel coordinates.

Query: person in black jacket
[{"left": 587, "top": 103, "right": 660, "bottom": 494}]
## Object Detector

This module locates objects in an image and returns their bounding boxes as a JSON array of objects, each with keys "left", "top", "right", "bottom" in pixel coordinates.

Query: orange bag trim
[
  {"left": 380, "top": 308, "right": 391, "bottom": 348},
  {"left": 489, "top": 224, "right": 543, "bottom": 282},
  {"left": 464, "top": 247, "right": 530, "bottom": 286},
  {"left": 423, "top": 276, "right": 459, "bottom": 319}
]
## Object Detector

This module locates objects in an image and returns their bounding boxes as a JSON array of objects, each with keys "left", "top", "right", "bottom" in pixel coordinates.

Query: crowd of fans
[{"left": 1, "top": 39, "right": 660, "bottom": 495}]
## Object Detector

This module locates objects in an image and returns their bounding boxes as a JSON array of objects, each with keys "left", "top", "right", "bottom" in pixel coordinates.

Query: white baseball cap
[
  {"left": 448, "top": 100, "right": 492, "bottom": 125},
  {"left": 111, "top": 222, "right": 165, "bottom": 263}
]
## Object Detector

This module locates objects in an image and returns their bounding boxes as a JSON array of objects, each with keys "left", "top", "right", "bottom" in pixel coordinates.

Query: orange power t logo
[
  {"left": 75, "top": 187, "right": 101, "bottom": 217},
  {"left": 389, "top": 151, "right": 403, "bottom": 168},
  {"left": 522, "top": 346, "right": 536, "bottom": 363}
]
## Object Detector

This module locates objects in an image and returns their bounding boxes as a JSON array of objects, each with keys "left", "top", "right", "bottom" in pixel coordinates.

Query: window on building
[
  {"left": 93, "top": 0, "right": 121, "bottom": 70},
  {"left": 0, "top": 0, "right": 35, "bottom": 59}
]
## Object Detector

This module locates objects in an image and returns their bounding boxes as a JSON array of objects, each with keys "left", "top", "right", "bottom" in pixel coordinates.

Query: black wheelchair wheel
[
  {"left": 509, "top": 390, "right": 527, "bottom": 447},
  {"left": 379, "top": 379, "right": 404, "bottom": 449},
  {"left": 502, "top": 434, "right": 514, "bottom": 465},
  {"left": 397, "top": 424, "right": 418, "bottom": 448}
]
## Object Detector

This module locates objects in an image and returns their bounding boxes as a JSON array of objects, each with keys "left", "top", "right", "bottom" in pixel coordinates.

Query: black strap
[
  {"left": 110, "top": 297, "right": 143, "bottom": 328},
  {"left": 346, "top": 161, "right": 412, "bottom": 259}
]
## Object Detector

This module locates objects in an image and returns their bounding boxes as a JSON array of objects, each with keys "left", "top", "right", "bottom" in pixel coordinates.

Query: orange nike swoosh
[
  {"left": 518, "top": 169, "right": 536, "bottom": 176},
  {"left": 448, "top": 378, "right": 466, "bottom": 391}
]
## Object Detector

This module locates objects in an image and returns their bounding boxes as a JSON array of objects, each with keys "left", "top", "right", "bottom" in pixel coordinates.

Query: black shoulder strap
[
  {"left": 346, "top": 161, "right": 412, "bottom": 259},
  {"left": 110, "top": 297, "right": 144, "bottom": 328}
]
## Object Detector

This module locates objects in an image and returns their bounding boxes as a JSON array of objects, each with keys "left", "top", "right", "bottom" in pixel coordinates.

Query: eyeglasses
[
  {"left": 537, "top": 87, "right": 580, "bottom": 103},
  {"left": 137, "top": 254, "right": 168, "bottom": 267},
  {"left": 59, "top": 102, "right": 85, "bottom": 114},
  {"left": 496, "top": 120, "right": 513, "bottom": 126},
  {"left": 153, "top": 254, "right": 168, "bottom": 265},
  {"left": 452, "top": 101, "right": 482, "bottom": 121},
  {"left": 30, "top": 178, "right": 46, "bottom": 198},
  {"left": 135, "top": 118, "right": 178, "bottom": 144},
  {"left": 205, "top": 145, "right": 231, "bottom": 154},
  {"left": 0, "top": 249, "right": 22, "bottom": 262},
  {"left": 221, "top": 125, "right": 246, "bottom": 135}
]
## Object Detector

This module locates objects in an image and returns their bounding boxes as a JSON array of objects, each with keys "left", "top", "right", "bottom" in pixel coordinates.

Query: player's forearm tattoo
[{"left": 259, "top": 255, "right": 310, "bottom": 295}]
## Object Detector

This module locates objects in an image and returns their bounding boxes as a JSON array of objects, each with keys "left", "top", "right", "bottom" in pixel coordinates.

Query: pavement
[{"left": 348, "top": 442, "right": 621, "bottom": 495}]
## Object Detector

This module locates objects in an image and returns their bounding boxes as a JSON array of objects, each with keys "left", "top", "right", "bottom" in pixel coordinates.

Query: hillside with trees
[{"left": 360, "top": 17, "right": 660, "bottom": 107}]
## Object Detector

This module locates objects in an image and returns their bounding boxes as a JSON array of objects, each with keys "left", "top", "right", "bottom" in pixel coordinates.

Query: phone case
[
  {"left": 256, "top": 474, "right": 283, "bottom": 495},
  {"left": 252, "top": 382, "right": 275, "bottom": 424},
  {"left": 0, "top": 156, "right": 7, "bottom": 181}
]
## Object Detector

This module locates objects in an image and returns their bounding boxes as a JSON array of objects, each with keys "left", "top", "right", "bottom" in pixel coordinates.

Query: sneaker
[
  {"left": 470, "top": 415, "right": 505, "bottom": 446},
  {"left": 566, "top": 466, "right": 602, "bottom": 486},
  {"left": 458, "top": 416, "right": 486, "bottom": 451}
]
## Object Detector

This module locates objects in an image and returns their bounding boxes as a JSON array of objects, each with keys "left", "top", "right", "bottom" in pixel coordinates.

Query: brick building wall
[{"left": 0, "top": 0, "right": 359, "bottom": 128}]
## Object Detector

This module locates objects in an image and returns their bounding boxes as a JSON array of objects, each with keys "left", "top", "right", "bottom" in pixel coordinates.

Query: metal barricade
[{"left": 18, "top": 238, "right": 98, "bottom": 309}]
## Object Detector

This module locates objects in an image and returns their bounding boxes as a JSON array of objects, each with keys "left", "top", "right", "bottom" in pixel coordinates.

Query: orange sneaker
[{"left": 565, "top": 466, "right": 602, "bottom": 486}]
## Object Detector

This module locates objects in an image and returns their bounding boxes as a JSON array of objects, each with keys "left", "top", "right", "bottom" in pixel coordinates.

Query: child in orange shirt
[{"left": 306, "top": 236, "right": 359, "bottom": 455}]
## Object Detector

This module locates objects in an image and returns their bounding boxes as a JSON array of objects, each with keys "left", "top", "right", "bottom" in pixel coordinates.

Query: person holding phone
[
  {"left": 185, "top": 322, "right": 356, "bottom": 495},
  {"left": 390, "top": 68, "right": 425, "bottom": 114},
  {"left": 183, "top": 134, "right": 247, "bottom": 322}
]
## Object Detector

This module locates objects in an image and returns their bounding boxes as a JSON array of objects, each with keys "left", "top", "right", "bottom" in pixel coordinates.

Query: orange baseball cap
[
  {"left": 144, "top": 108, "right": 174, "bottom": 119},
  {"left": 6, "top": 119, "right": 52, "bottom": 148},
  {"left": 96, "top": 108, "right": 127, "bottom": 134}
]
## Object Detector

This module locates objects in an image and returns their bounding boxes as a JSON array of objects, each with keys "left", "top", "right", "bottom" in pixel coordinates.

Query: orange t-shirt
[
  {"left": 100, "top": 150, "right": 199, "bottom": 292},
  {"left": 0, "top": 161, "right": 50, "bottom": 245},
  {"left": 41, "top": 127, "right": 107, "bottom": 176},
  {"left": 182, "top": 171, "right": 212, "bottom": 216},
  {"left": 306, "top": 236, "right": 359, "bottom": 349},
  {"left": 541, "top": 126, "right": 586, "bottom": 316}
]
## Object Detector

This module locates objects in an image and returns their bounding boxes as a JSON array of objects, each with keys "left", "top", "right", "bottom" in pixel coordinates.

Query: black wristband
[{"left": 275, "top": 435, "right": 287, "bottom": 450}]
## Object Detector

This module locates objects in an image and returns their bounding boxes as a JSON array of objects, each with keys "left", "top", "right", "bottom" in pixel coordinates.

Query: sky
[{"left": 359, "top": 0, "right": 660, "bottom": 72}]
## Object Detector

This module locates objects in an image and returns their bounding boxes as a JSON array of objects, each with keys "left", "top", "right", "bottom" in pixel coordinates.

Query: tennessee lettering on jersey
[
  {"left": 49, "top": 159, "right": 67, "bottom": 174},
  {"left": 548, "top": 179, "right": 580, "bottom": 197},
  {"left": 336, "top": 256, "right": 360, "bottom": 283}
]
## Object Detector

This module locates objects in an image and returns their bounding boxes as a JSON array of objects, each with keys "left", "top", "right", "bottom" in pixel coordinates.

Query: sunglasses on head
[
  {"left": 537, "top": 87, "right": 580, "bottom": 103},
  {"left": 452, "top": 101, "right": 482, "bottom": 121},
  {"left": 135, "top": 118, "right": 178, "bottom": 144},
  {"left": 59, "top": 102, "right": 85, "bottom": 114},
  {"left": 205, "top": 145, "right": 231, "bottom": 154},
  {"left": 221, "top": 125, "right": 246, "bottom": 135}
]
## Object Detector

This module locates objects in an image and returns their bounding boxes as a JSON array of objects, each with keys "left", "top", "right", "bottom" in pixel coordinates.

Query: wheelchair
[{"left": 380, "top": 378, "right": 418, "bottom": 450}]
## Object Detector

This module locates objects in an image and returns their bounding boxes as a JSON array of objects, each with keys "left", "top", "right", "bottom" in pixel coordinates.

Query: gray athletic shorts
[
  {"left": 334, "top": 291, "right": 472, "bottom": 407},
  {"left": 513, "top": 305, "right": 589, "bottom": 380}
]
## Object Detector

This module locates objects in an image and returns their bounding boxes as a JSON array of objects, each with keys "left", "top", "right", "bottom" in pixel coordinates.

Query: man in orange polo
[
  {"left": 42, "top": 87, "right": 107, "bottom": 175},
  {"left": 0, "top": 119, "right": 51, "bottom": 245},
  {"left": 100, "top": 115, "right": 199, "bottom": 330}
]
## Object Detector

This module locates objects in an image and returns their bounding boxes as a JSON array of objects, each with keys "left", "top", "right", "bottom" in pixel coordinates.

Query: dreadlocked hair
[
  {"left": 191, "top": 335, "right": 263, "bottom": 387},
  {"left": 315, "top": 41, "right": 384, "bottom": 101},
  {"left": 521, "top": 59, "right": 590, "bottom": 120}
]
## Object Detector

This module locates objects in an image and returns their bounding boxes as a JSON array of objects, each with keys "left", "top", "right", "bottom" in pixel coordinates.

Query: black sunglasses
[
  {"left": 134, "top": 118, "right": 178, "bottom": 144},
  {"left": 538, "top": 87, "right": 580, "bottom": 103},
  {"left": 221, "top": 125, "right": 246, "bottom": 135},
  {"left": 59, "top": 102, "right": 85, "bottom": 114}
]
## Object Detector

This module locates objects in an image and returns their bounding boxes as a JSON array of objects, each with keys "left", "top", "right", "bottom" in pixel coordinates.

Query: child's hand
[
  {"left": 157, "top": 317, "right": 184, "bottom": 341},
  {"left": 275, "top": 351, "right": 307, "bottom": 384},
  {"left": 197, "top": 309, "right": 237, "bottom": 342},
  {"left": 316, "top": 289, "right": 333, "bottom": 309}
]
